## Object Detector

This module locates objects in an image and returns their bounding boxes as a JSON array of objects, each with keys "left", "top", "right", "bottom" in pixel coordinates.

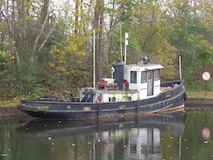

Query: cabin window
[
  {"left": 109, "top": 97, "right": 111, "bottom": 102},
  {"left": 155, "top": 69, "right": 160, "bottom": 80},
  {"left": 130, "top": 71, "right": 137, "bottom": 83},
  {"left": 148, "top": 71, "right": 152, "bottom": 79},
  {"left": 141, "top": 71, "right": 147, "bottom": 83}
]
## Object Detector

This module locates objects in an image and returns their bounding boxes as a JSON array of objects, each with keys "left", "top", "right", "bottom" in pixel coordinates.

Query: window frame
[
  {"left": 130, "top": 71, "right": 137, "bottom": 83},
  {"left": 141, "top": 71, "right": 147, "bottom": 83},
  {"left": 155, "top": 69, "right": 160, "bottom": 81}
]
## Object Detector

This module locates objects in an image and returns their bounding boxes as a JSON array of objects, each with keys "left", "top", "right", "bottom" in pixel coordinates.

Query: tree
[
  {"left": 1, "top": 0, "right": 213, "bottom": 98},
  {"left": 167, "top": 0, "right": 213, "bottom": 85}
]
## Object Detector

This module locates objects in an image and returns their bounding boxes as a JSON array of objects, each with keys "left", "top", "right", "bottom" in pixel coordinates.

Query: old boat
[{"left": 17, "top": 58, "right": 187, "bottom": 120}]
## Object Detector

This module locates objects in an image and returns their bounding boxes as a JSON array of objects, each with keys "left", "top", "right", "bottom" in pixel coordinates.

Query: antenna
[
  {"left": 120, "top": 23, "right": 123, "bottom": 61},
  {"left": 124, "top": 32, "right": 128, "bottom": 64}
]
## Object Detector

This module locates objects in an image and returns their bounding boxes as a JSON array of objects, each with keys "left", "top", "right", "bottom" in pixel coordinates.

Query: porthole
[{"left": 112, "top": 97, "right": 116, "bottom": 102}]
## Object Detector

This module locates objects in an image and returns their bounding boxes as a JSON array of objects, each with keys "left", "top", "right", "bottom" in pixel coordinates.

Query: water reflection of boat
[
  {"left": 17, "top": 111, "right": 186, "bottom": 160},
  {"left": 17, "top": 111, "right": 186, "bottom": 141}
]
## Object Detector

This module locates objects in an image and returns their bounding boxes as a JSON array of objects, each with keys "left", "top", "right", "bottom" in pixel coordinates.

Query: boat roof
[{"left": 126, "top": 63, "right": 164, "bottom": 70}]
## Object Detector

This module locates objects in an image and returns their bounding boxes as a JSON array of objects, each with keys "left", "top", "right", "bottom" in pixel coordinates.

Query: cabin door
[{"left": 147, "top": 70, "right": 154, "bottom": 96}]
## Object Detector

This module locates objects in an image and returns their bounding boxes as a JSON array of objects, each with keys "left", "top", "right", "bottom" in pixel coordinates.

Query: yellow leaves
[
  {"left": 3, "top": 41, "right": 16, "bottom": 46},
  {"left": 53, "top": 33, "right": 86, "bottom": 57},
  {"left": 52, "top": 45, "right": 60, "bottom": 53},
  {"left": 25, "top": 2, "right": 32, "bottom": 9},
  {"left": 199, "top": 40, "right": 212, "bottom": 49},
  {"left": 3, "top": 41, "right": 10, "bottom": 46},
  {"left": 0, "top": 50, "right": 14, "bottom": 62},
  {"left": 59, "top": 66, "right": 67, "bottom": 72},
  {"left": 196, "top": 39, "right": 213, "bottom": 57},
  {"left": 77, "top": 51, "right": 86, "bottom": 56},
  {"left": 49, "top": 63, "right": 67, "bottom": 72},
  {"left": 72, "top": 44, "right": 78, "bottom": 52},
  {"left": 50, "top": 33, "right": 87, "bottom": 74},
  {"left": 157, "top": 52, "right": 178, "bottom": 80},
  {"left": 0, "top": 50, "right": 12, "bottom": 57},
  {"left": 2, "top": 41, "right": 16, "bottom": 60},
  {"left": 58, "top": 59, "right": 65, "bottom": 64},
  {"left": 49, "top": 63, "right": 55, "bottom": 68},
  {"left": 66, "top": 44, "right": 77, "bottom": 52},
  {"left": 64, "top": 43, "right": 86, "bottom": 56}
]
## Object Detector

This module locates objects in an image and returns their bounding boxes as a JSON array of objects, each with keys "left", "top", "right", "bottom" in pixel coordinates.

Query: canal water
[{"left": 0, "top": 109, "right": 213, "bottom": 160}]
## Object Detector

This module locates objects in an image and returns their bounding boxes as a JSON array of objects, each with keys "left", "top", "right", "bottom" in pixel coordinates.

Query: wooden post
[{"left": 179, "top": 56, "right": 182, "bottom": 80}]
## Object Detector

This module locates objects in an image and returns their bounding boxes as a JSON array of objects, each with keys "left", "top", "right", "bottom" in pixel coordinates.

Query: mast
[
  {"left": 120, "top": 23, "right": 123, "bottom": 60},
  {"left": 93, "top": 30, "right": 96, "bottom": 89},
  {"left": 124, "top": 32, "right": 128, "bottom": 64}
]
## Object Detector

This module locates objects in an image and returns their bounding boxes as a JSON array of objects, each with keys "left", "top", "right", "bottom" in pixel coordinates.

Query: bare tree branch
[
  {"left": 32, "top": 12, "right": 49, "bottom": 52},
  {"left": 0, "top": 10, "right": 20, "bottom": 65},
  {"left": 38, "top": 13, "right": 61, "bottom": 52}
]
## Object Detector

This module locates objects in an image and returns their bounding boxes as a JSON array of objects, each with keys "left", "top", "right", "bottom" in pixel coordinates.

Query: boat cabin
[{"left": 80, "top": 59, "right": 163, "bottom": 103}]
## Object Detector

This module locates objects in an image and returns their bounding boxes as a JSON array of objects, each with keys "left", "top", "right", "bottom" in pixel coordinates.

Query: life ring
[{"left": 97, "top": 95, "right": 102, "bottom": 102}]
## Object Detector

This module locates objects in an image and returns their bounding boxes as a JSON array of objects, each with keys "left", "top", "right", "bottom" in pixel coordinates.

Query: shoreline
[
  {"left": 0, "top": 106, "right": 31, "bottom": 120},
  {"left": 185, "top": 98, "right": 213, "bottom": 107}
]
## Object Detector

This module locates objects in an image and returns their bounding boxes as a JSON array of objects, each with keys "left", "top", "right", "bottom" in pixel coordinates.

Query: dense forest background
[{"left": 0, "top": 0, "right": 213, "bottom": 99}]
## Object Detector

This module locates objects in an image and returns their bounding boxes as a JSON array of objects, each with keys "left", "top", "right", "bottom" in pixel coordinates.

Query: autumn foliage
[{"left": 0, "top": 0, "right": 213, "bottom": 98}]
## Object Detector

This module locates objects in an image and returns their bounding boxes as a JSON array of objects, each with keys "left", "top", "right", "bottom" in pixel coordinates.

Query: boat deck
[
  {"left": 160, "top": 86, "right": 173, "bottom": 91},
  {"left": 95, "top": 86, "right": 173, "bottom": 93}
]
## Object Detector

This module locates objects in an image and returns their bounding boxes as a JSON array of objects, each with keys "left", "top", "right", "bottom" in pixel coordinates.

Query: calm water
[{"left": 0, "top": 109, "right": 213, "bottom": 160}]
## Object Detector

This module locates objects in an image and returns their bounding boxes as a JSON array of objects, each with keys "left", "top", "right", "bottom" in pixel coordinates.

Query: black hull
[{"left": 18, "top": 80, "right": 187, "bottom": 120}]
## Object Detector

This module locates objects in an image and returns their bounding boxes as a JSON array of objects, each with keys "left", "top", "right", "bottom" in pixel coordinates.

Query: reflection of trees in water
[
  {"left": 1, "top": 112, "right": 186, "bottom": 160},
  {"left": 181, "top": 111, "right": 213, "bottom": 160}
]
